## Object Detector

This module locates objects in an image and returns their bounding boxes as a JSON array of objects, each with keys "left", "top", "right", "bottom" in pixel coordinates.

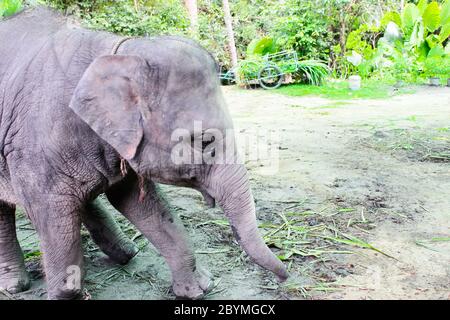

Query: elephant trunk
[{"left": 206, "top": 164, "right": 288, "bottom": 281}]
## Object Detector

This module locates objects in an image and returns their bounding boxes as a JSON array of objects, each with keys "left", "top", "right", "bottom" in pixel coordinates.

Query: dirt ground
[{"left": 4, "top": 85, "right": 450, "bottom": 300}]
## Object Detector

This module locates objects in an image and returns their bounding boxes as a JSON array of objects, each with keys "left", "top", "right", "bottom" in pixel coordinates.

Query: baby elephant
[{"left": 0, "top": 8, "right": 287, "bottom": 299}]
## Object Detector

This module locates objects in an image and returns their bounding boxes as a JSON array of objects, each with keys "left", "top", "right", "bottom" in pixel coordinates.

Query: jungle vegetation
[{"left": 1, "top": 0, "right": 449, "bottom": 88}]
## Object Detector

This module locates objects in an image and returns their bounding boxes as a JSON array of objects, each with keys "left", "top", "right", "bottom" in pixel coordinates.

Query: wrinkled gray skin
[{"left": 0, "top": 8, "right": 287, "bottom": 299}]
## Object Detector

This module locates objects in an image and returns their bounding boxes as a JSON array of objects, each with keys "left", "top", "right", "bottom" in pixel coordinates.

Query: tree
[
  {"left": 222, "top": 0, "right": 238, "bottom": 67},
  {"left": 184, "top": 0, "right": 198, "bottom": 34}
]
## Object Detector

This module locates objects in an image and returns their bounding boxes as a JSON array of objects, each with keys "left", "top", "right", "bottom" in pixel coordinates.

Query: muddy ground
[{"left": 4, "top": 85, "right": 450, "bottom": 300}]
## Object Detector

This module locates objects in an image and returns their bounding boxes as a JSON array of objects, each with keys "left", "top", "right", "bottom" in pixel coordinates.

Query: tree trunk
[
  {"left": 222, "top": 0, "right": 238, "bottom": 67},
  {"left": 184, "top": 0, "right": 199, "bottom": 34}
]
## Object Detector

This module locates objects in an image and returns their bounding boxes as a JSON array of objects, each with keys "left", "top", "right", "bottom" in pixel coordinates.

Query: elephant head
[{"left": 69, "top": 38, "right": 288, "bottom": 281}]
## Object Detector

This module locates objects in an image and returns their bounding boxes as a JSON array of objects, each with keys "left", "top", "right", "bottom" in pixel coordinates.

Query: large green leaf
[
  {"left": 439, "top": 22, "right": 450, "bottom": 43},
  {"left": 402, "top": 3, "right": 421, "bottom": 36},
  {"left": 417, "top": 0, "right": 429, "bottom": 14},
  {"left": 441, "top": 0, "right": 450, "bottom": 25},
  {"left": 409, "top": 21, "right": 425, "bottom": 48},
  {"left": 423, "top": 1, "right": 441, "bottom": 32},
  {"left": 426, "top": 34, "right": 440, "bottom": 48},
  {"left": 246, "top": 37, "right": 278, "bottom": 57},
  {"left": 417, "top": 41, "right": 431, "bottom": 61},
  {"left": 427, "top": 44, "right": 445, "bottom": 58},
  {"left": 381, "top": 11, "right": 402, "bottom": 28}
]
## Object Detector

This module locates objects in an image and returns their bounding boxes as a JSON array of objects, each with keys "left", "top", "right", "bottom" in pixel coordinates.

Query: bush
[
  {"left": 269, "top": 0, "right": 331, "bottom": 61},
  {"left": 0, "top": 0, "right": 23, "bottom": 18},
  {"left": 424, "top": 56, "right": 450, "bottom": 78},
  {"left": 36, "top": 0, "right": 189, "bottom": 36},
  {"left": 24, "top": 0, "right": 448, "bottom": 82},
  {"left": 81, "top": 1, "right": 188, "bottom": 36}
]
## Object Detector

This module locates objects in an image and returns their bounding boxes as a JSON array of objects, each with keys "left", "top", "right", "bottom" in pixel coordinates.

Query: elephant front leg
[
  {"left": 0, "top": 202, "right": 30, "bottom": 294},
  {"left": 82, "top": 196, "right": 138, "bottom": 265},
  {"left": 107, "top": 175, "right": 212, "bottom": 299},
  {"left": 30, "top": 200, "right": 84, "bottom": 300}
]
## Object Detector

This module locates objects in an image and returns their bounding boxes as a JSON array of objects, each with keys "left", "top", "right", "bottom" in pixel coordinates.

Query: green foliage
[
  {"left": 0, "top": 0, "right": 22, "bottom": 18},
  {"left": 428, "top": 43, "right": 446, "bottom": 57},
  {"left": 21, "top": 0, "right": 449, "bottom": 85},
  {"left": 424, "top": 55, "right": 450, "bottom": 77},
  {"left": 236, "top": 53, "right": 328, "bottom": 87},
  {"left": 277, "top": 79, "right": 406, "bottom": 100},
  {"left": 196, "top": 1, "right": 228, "bottom": 67},
  {"left": 83, "top": 2, "right": 188, "bottom": 36},
  {"left": 33, "top": 1, "right": 188, "bottom": 36},
  {"left": 295, "top": 60, "right": 329, "bottom": 85},
  {"left": 417, "top": 0, "right": 429, "bottom": 14},
  {"left": 269, "top": 0, "right": 331, "bottom": 61},
  {"left": 441, "top": 0, "right": 450, "bottom": 23},
  {"left": 424, "top": 57, "right": 442, "bottom": 76},
  {"left": 402, "top": 1, "right": 448, "bottom": 51},
  {"left": 346, "top": 0, "right": 450, "bottom": 81},
  {"left": 246, "top": 37, "right": 278, "bottom": 57},
  {"left": 345, "top": 24, "right": 379, "bottom": 60},
  {"left": 381, "top": 11, "right": 402, "bottom": 28},
  {"left": 235, "top": 58, "right": 264, "bottom": 83},
  {"left": 423, "top": 1, "right": 441, "bottom": 32},
  {"left": 402, "top": 3, "right": 421, "bottom": 34}
]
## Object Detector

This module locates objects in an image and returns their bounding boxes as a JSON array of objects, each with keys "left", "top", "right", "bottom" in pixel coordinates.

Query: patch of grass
[
  {"left": 364, "top": 128, "right": 450, "bottom": 163},
  {"left": 290, "top": 101, "right": 349, "bottom": 110},
  {"left": 244, "top": 200, "right": 394, "bottom": 298},
  {"left": 282, "top": 280, "right": 341, "bottom": 298},
  {"left": 277, "top": 79, "right": 413, "bottom": 100},
  {"left": 261, "top": 209, "right": 392, "bottom": 261},
  {"left": 24, "top": 250, "right": 42, "bottom": 261},
  {"left": 415, "top": 237, "right": 450, "bottom": 252}
]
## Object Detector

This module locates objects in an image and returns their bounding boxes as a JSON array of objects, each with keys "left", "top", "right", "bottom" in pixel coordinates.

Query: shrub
[{"left": 424, "top": 56, "right": 450, "bottom": 78}]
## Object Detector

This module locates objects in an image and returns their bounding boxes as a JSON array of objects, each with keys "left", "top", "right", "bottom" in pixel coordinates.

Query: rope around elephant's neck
[{"left": 111, "top": 36, "right": 136, "bottom": 55}]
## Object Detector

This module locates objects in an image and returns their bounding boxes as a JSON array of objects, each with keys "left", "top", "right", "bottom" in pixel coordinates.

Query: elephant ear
[{"left": 70, "top": 55, "right": 154, "bottom": 160}]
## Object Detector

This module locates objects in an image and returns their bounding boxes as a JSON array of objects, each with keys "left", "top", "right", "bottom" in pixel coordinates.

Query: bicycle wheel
[{"left": 258, "top": 65, "right": 283, "bottom": 89}]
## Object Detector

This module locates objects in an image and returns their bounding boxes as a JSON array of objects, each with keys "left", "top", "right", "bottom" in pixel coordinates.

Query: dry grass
[{"left": 362, "top": 127, "right": 450, "bottom": 163}]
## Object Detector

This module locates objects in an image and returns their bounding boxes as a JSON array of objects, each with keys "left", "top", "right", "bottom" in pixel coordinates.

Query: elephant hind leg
[
  {"left": 82, "top": 196, "right": 138, "bottom": 265},
  {"left": 0, "top": 201, "right": 30, "bottom": 294}
]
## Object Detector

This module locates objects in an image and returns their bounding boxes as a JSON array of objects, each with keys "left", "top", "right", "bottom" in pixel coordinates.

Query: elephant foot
[
  {"left": 103, "top": 238, "right": 139, "bottom": 265},
  {"left": 47, "top": 287, "right": 84, "bottom": 300},
  {"left": 0, "top": 265, "right": 31, "bottom": 294},
  {"left": 173, "top": 267, "right": 213, "bottom": 300},
  {"left": 48, "top": 288, "right": 92, "bottom": 300}
]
